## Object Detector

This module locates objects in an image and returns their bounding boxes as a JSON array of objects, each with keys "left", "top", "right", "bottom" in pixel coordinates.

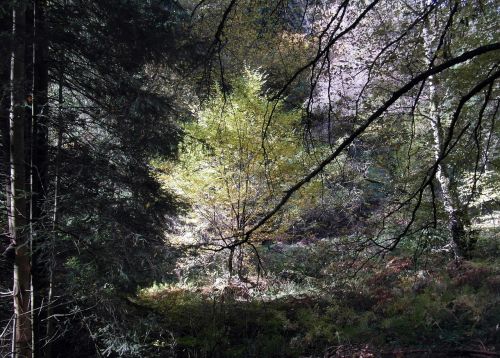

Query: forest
[{"left": 0, "top": 0, "right": 499, "bottom": 357}]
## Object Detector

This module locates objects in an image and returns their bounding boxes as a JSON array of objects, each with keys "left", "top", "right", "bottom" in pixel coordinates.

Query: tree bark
[
  {"left": 422, "top": 2, "right": 468, "bottom": 259},
  {"left": 10, "top": 0, "right": 33, "bottom": 356},
  {"left": 31, "top": 1, "right": 49, "bottom": 355},
  {"left": 228, "top": 247, "right": 234, "bottom": 278},
  {"left": 44, "top": 70, "right": 63, "bottom": 358},
  {"left": 31, "top": 0, "right": 48, "bottom": 224},
  {"left": 1, "top": 6, "right": 13, "bottom": 252},
  {"left": 428, "top": 90, "right": 468, "bottom": 258}
]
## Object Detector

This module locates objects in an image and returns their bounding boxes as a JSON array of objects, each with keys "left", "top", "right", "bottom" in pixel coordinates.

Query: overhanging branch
[{"left": 223, "top": 42, "right": 500, "bottom": 249}]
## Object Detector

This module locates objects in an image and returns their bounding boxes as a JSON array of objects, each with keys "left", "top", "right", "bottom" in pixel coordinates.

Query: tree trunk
[
  {"left": 428, "top": 95, "right": 468, "bottom": 258},
  {"left": 228, "top": 247, "right": 234, "bottom": 278},
  {"left": 422, "top": 2, "right": 468, "bottom": 259},
  {"left": 10, "top": 0, "right": 33, "bottom": 356},
  {"left": 31, "top": 1, "right": 49, "bottom": 355},
  {"left": 31, "top": 0, "right": 48, "bottom": 225},
  {"left": 1, "top": 6, "right": 13, "bottom": 252},
  {"left": 45, "top": 70, "right": 63, "bottom": 358}
]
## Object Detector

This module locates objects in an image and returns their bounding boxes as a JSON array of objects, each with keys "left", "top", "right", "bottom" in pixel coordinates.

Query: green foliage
[
  {"left": 189, "top": 0, "right": 313, "bottom": 103},
  {"left": 157, "top": 69, "right": 324, "bottom": 245},
  {"left": 2, "top": 1, "right": 500, "bottom": 356},
  {"left": 136, "top": 254, "right": 500, "bottom": 356}
]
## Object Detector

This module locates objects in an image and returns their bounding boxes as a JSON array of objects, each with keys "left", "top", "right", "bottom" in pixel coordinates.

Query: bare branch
[{"left": 225, "top": 42, "right": 500, "bottom": 249}]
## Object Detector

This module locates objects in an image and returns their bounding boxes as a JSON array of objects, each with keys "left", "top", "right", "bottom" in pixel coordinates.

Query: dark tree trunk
[
  {"left": 10, "top": 0, "right": 32, "bottom": 356},
  {"left": 1, "top": 5, "right": 13, "bottom": 249},
  {"left": 44, "top": 70, "right": 63, "bottom": 358},
  {"left": 31, "top": 0, "right": 48, "bottom": 224},
  {"left": 31, "top": 0, "right": 49, "bottom": 355},
  {"left": 228, "top": 247, "right": 234, "bottom": 278}
]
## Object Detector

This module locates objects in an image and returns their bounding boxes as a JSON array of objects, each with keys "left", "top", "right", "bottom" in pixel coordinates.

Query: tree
[
  {"left": 31, "top": 0, "right": 193, "bottom": 354},
  {"left": 9, "top": 0, "right": 32, "bottom": 356},
  {"left": 159, "top": 69, "right": 324, "bottom": 275},
  {"left": 199, "top": 0, "right": 499, "bottom": 258},
  {"left": 1, "top": 0, "right": 498, "bottom": 355},
  {"left": 1, "top": 0, "right": 201, "bottom": 356}
]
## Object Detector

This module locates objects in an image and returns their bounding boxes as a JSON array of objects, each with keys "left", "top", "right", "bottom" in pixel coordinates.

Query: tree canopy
[{"left": 0, "top": 0, "right": 499, "bottom": 357}]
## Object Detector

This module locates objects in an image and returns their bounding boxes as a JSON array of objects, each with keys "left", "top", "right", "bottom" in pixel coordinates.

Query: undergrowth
[{"left": 135, "top": 244, "right": 500, "bottom": 357}]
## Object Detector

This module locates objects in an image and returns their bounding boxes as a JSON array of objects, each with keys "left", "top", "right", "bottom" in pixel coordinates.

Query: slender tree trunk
[
  {"left": 237, "top": 246, "right": 244, "bottom": 279},
  {"left": 1, "top": 7, "right": 13, "bottom": 251},
  {"left": 31, "top": 1, "right": 49, "bottom": 355},
  {"left": 10, "top": 0, "right": 32, "bottom": 356},
  {"left": 45, "top": 71, "right": 63, "bottom": 358},
  {"left": 422, "top": 3, "right": 467, "bottom": 259},
  {"left": 31, "top": 0, "right": 48, "bottom": 225},
  {"left": 228, "top": 247, "right": 234, "bottom": 278},
  {"left": 428, "top": 92, "right": 467, "bottom": 258}
]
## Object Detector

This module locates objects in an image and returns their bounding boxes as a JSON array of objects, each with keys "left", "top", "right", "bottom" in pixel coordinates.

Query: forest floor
[{"left": 136, "top": 238, "right": 500, "bottom": 357}]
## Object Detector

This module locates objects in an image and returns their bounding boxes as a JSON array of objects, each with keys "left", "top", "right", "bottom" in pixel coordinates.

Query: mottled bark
[{"left": 422, "top": 2, "right": 468, "bottom": 259}]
